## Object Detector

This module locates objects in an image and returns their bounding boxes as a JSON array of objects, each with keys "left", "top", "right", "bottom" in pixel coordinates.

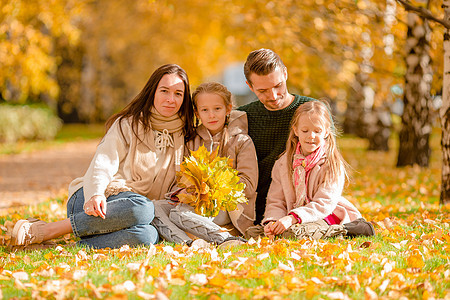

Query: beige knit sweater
[
  {"left": 186, "top": 110, "right": 258, "bottom": 233},
  {"left": 263, "top": 152, "right": 362, "bottom": 225},
  {"left": 68, "top": 117, "right": 184, "bottom": 204}
]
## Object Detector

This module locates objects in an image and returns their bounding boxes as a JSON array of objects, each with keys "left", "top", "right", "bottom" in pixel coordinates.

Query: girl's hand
[
  {"left": 268, "top": 215, "right": 297, "bottom": 235},
  {"left": 84, "top": 195, "right": 107, "bottom": 219},
  {"left": 264, "top": 221, "right": 276, "bottom": 237}
]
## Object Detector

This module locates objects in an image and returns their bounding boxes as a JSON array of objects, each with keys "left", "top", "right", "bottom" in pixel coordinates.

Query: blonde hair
[
  {"left": 192, "top": 82, "right": 233, "bottom": 157},
  {"left": 286, "top": 100, "right": 348, "bottom": 186}
]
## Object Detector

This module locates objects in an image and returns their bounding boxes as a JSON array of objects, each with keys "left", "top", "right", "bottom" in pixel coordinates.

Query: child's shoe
[
  {"left": 244, "top": 225, "right": 265, "bottom": 239},
  {"left": 190, "top": 239, "right": 210, "bottom": 249},
  {"left": 343, "top": 218, "right": 375, "bottom": 237},
  {"left": 217, "top": 236, "right": 247, "bottom": 250}
]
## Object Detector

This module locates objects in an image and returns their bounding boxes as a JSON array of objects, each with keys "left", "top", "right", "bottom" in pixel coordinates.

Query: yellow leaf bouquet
[{"left": 176, "top": 145, "right": 248, "bottom": 217}]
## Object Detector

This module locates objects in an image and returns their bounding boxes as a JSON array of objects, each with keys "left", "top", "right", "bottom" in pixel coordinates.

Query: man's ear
[{"left": 246, "top": 81, "right": 254, "bottom": 93}]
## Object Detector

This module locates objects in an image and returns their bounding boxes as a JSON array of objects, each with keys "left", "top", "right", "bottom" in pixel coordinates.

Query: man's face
[{"left": 246, "top": 67, "right": 291, "bottom": 111}]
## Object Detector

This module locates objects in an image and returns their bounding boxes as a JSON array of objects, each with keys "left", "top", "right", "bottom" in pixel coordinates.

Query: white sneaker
[
  {"left": 11, "top": 218, "right": 46, "bottom": 246},
  {"left": 190, "top": 239, "right": 210, "bottom": 249},
  {"left": 217, "top": 236, "right": 247, "bottom": 250}
]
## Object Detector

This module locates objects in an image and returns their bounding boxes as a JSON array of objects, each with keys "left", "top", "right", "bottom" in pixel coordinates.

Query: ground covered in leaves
[{"left": 0, "top": 134, "right": 448, "bottom": 299}]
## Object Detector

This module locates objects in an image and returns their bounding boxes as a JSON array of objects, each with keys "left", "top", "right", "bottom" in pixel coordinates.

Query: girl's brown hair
[
  {"left": 286, "top": 100, "right": 348, "bottom": 186},
  {"left": 192, "top": 82, "right": 233, "bottom": 156}
]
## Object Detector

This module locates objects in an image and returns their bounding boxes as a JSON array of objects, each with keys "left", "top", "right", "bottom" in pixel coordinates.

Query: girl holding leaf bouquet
[
  {"left": 152, "top": 82, "right": 258, "bottom": 247},
  {"left": 246, "top": 100, "right": 375, "bottom": 240},
  {"left": 10, "top": 64, "right": 195, "bottom": 250}
]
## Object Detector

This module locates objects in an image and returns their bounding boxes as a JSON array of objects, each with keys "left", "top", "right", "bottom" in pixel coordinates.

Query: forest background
[
  {"left": 1, "top": 0, "right": 449, "bottom": 205},
  {"left": 0, "top": 0, "right": 449, "bottom": 200}
]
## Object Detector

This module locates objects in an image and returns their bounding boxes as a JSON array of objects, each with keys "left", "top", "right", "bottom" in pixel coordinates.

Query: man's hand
[{"left": 84, "top": 195, "right": 107, "bottom": 219}]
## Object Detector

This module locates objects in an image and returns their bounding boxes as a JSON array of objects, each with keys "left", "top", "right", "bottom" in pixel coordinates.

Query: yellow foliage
[
  {"left": 407, "top": 253, "right": 425, "bottom": 269},
  {"left": 176, "top": 145, "right": 247, "bottom": 217}
]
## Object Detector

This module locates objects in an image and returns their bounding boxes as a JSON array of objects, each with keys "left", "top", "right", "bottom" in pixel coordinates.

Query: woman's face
[{"left": 154, "top": 73, "right": 185, "bottom": 117}]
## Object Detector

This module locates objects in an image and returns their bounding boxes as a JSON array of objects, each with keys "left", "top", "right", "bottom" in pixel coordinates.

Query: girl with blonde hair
[
  {"left": 246, "top": 100, "right": 374, "bottom": 240},
  {"left": 152, "top": 82, "right": 258, "bottom": 247}
]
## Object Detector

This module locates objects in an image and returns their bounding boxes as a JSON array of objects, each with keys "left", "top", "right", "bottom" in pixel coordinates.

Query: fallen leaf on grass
[
  {"left": 228, "top": 257, "right": 248, "bottom": 269},
  {"left": 112, "top": 280, "right": 136, "bottom": 293},
  {"left": 321, "top": 291, "right": 351, "bottom": 300},
  {"left": 257, "top": 252, "right": 270, "bottom": 261},
  {"left": 15, "top": 278, "right": 26, "bottom": 290},
  {"left": 137, "top": 291, "right": 156, "bottom": 299},
  {"left": 365, "top": 286, "right": 378, "bottom": 300},
  {"left": 407, "top": 253, "right": 425, "bottom": 269},
  {"left": 208, "top": 273, "right": 229, "bottom": 287},
  {"left": 126, "top": 262, "right": 141, "bottom": 272},
  {"left": 379, "top": 279, "right": 390, "bottom": 293},
  {"left": 278, "top": 261, "right": 294, "bottom": 272},
  {"left": 359, "top": 241, "right": 372, "bottom": 248},
  {"left": 170, "top": 278, "right": 186, "bottom": 286},
  {"left": 190, "top": 273, "right": 207, "bottom": 286},
  {"left": 72, "top": 269, "right": 88, "bottom": 280},
  {"left": 12, "top": 271, "right": 29, "bottom": 281},
  {"left": 77, "top": 249, "right": 88, "bottom": 261}
]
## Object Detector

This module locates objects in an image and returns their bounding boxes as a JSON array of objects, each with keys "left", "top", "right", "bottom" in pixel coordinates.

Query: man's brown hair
[{"left": 243, "top": 48, "right": 286, "bottom": 86}]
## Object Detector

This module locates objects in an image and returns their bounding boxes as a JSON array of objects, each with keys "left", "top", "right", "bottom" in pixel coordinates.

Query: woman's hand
[
  {"left": 84, "top": 195, "right": 107, "bottom": 219},
  {"left": 264, "top": 215, "right": 297, "bottom": 236}
]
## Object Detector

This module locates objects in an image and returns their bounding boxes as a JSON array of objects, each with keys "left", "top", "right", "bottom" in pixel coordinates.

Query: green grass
[
  {"left": 0, "top": 123, "right": 104, "bottom": 155},
  {"left": 0, "top": 127, "right": 448, "bottom": 299}
]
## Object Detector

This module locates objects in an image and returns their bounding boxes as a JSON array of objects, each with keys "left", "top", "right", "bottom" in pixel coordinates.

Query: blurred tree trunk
[
  {"left": 344, "top": 73, "right": 391, "bottom": 151},
  {"left": 441, "top": 0, "right": 450, "bottom": 204},
  {"left": 397, "top": 12, "right": 432, "bottom": 167},
  {"left": 366, "top": 107, "right": 392, "bottom": 151},
  {"left": 344, "top": 73, "right": 366, "bottom": 137},
  {"left": 55, "top": 36, "right": 84, "bottom": 123}
]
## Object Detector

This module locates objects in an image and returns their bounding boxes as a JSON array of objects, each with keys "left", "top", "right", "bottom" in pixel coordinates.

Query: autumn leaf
[
  {"left": 176, "top": 145, "right": 247, "bottom": 217},
  {"left": 407, "top": 253, "right": 425, "bottom": 269}
]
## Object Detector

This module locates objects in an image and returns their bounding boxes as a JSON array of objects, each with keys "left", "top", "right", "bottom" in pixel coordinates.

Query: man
[{"left": 237, "top": 48, "right": 316, "bottom": 225}]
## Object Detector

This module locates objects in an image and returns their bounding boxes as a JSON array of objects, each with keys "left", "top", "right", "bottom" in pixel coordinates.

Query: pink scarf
[{"left": 292, "top": 142, "right": 325, "bottom": 208}]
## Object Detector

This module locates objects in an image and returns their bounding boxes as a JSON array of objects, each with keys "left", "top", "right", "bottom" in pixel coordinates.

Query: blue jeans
[{"left": 67, "top": 188, "right": 159, "bottom": 249}]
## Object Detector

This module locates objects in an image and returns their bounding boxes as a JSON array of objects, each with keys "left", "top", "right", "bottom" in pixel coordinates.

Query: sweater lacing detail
[{"left": 154, "top": 129, "right": 174, "bottom": 151}]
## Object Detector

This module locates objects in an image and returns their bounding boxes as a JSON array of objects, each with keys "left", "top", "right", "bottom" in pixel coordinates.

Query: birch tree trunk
[
  {"left": 441, "top": 0, "right": 450, "bottom": 204},
  {"left": 397, "top": 13, "right": 433, "bottom": 167}
]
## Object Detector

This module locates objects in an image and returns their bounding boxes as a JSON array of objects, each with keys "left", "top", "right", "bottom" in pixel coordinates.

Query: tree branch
[{"left": 396, "top": 0, "right": 450, "bottom": 29}]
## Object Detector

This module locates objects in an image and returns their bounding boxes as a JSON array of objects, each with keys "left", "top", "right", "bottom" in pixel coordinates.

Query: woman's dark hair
[{"left": 105, "top": 64, "right": 195, "bottom": 141}]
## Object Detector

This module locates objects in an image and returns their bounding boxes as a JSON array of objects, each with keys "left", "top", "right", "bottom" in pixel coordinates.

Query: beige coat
[
  {"left": 68, "top": 117, "right": 183, "bottom": 204},
  {"left": 187, "top": 110, "right": 258, "bottom": 234},
  {"left": 263, "top": 152, "right": 362, "bottom": 225}
]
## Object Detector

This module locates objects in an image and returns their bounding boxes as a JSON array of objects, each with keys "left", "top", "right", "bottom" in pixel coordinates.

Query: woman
[{"left": 10, "top": 64, "right": 195, "bottom": 249}]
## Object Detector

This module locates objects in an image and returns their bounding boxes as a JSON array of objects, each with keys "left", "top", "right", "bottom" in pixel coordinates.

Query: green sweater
[{"left": 238, "top": 94, "right": 315, "bottom": 224}]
